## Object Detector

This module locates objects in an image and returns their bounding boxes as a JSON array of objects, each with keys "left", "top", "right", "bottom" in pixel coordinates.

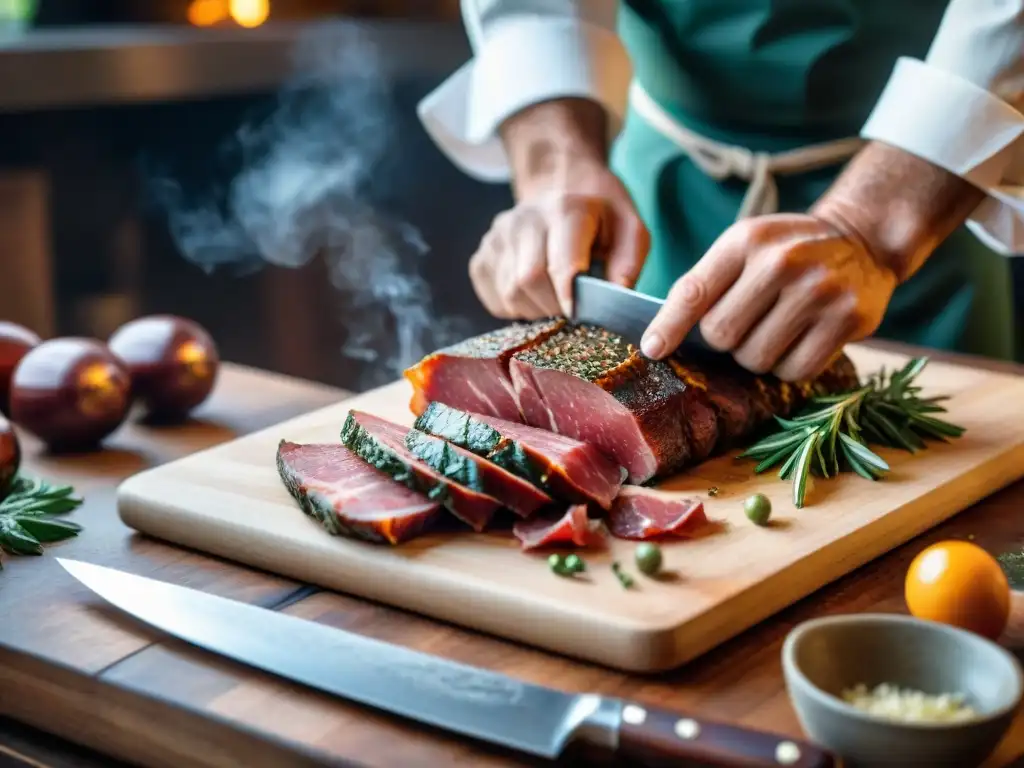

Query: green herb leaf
[
  {"left": 0, "top": 473, "right": 83, "bottom": 566},
  {"left": 840, "top": 441, "right": 879, "bottom": 481},
  {"left": 0, "top": 518, "right": 43, "bottom": 556},
  {"left": 737, "top": 357, "right": 962, "bottom": 508},
  {"left": 12, "top": 515, "right": 82, "bottom": 542},
  {"left": 792, "top": 433, "right": 819, "bottom": 508},
  {"left": 838, "top": 434, "right": 890, "bottom": 474}
]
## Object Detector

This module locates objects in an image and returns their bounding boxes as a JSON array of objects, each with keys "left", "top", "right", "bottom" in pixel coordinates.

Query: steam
[{"left": 149, "top": 24, "right": 469, "bottom": 388}]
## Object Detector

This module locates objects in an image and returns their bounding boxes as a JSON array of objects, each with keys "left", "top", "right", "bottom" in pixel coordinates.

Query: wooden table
[{"left": 2, "top": 354, "right": 1024, "bottom": 768}]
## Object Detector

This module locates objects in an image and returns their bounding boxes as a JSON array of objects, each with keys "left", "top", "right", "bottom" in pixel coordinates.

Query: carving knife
[
  {"left": 57, "top": 558, "right": 835, "bottom": 767},
  {"left": 572, "top": 274, "right": 717, "bottom": 353}
]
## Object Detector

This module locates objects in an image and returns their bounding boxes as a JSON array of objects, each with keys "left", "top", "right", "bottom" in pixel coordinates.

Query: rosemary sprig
[
  {"left": 0, "top": 475, "right": 83, "bottom": 566},
  {"left": 738, "top": 357, "right": 964, "bottom": 508}
]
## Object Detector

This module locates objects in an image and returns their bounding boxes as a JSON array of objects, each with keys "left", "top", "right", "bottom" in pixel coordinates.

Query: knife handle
[{"left": 614, "top": 701, "right": 837, "bottom": 768}]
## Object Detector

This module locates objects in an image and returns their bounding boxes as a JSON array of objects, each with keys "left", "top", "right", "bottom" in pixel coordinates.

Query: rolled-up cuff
[
  {"left": 862, "top": 56, "right": 1024, "bottom": 255},
  {"left": 416, "top": 17, "right": 631, "bottom": 183}
]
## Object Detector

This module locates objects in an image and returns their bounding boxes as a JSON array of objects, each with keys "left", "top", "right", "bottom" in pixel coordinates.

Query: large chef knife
[
  {"left": 58, "top": 558, "right": 835, "bottom": 767},
  {"left": 572, "top": 274, "right": 716, "bottom": 353}
]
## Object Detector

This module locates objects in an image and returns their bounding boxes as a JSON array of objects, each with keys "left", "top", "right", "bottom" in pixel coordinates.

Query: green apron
[{"left": 610, "top": 0, "right": 1016, "bottom": 360}]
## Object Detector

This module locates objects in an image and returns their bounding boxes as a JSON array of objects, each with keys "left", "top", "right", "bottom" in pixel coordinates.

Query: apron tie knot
[{"left": 629, "top": 81, "right": 865, "bottom": 220}]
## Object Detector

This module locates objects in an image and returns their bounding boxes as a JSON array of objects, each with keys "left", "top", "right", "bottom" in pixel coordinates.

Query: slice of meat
[
  {"left": 509, "top": 324, "right": 697, "bottom": 483},
  {"left": 403, "top": 428, "right": 552, "bottom": 517},
  {"left": 403, "top": 319, "right": 565, "bottom": 420},
  {"left": 340, "top": 411, "right": 501, "bottom": 532},
  {"left": 512, "top": 504, "right": 601, "bottom": 550},
  {"left": 413, "top": 401, "right": 625, "bottom": 509},
  {"left": 276, "top": 440, "right": 441, "bottom": 544},
  {"left": 606, "top": 486, "right": 708, "bottom": 540}
]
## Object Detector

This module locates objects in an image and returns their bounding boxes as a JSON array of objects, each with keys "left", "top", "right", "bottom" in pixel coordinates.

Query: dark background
[
  {"left": 1, "top": 0, "right": 1021, "bottom": 397},
  {"left": 0, "top": 0, "right": 510, "bottom": 394}
]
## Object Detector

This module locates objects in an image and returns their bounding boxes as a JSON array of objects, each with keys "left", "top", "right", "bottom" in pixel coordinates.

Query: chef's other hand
[
  {"left": 641, "top": 213, "right": 897, "bottom": 381},
  {"left": 470, "top": 98, "right": 650, "bottom": 320}
]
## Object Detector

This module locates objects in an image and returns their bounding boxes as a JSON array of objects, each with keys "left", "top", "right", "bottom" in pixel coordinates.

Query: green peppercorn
[
  {"left": 549, "top": 552, "right": 586, "bottom": 577},
  {"left": 563, "top": 553, "right": 585, "bottom": 574},
  {"left": 744, "top": 493, "right": 772, "bottom": 526},
  {"left": 634, "top": 542, "right": 663, "bottom": 576}
]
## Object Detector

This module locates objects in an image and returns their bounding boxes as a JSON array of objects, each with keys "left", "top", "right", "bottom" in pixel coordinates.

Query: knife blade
[
  {"left": 572, "top": 274, "right": 716, "bottom": 353},
  {"left": 58, "top": 558, "right": 835, "bottom": 767}
]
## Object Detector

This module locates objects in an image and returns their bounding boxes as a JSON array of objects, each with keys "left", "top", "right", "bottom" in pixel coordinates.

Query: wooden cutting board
[{"left": 117, "top": 345, "right": 1024, "bottom": 673}]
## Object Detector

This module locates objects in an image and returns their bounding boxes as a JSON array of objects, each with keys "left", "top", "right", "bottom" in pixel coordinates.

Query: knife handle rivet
[
  {"left": 622, "top": 705, "right": 647, "bottom": 725},
  {"left": 775, "top": 741, "right": 801, "bottom": 765},
  {"left": 673, "top": 718, "right": 701, "bottom": 740},
  {"left": 618, "top": 708, "right": 643, "bottom": 724}
]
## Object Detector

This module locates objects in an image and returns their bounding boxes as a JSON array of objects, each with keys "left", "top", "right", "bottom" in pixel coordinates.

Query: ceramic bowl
[{"left": 782, "top": 613, "right": 1023, "bottom": 768}]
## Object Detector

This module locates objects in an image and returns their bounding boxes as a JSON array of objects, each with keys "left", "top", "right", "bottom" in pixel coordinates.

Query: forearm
[
  {"left": 844, "top": 0, "right": 1024, "bottom": 257},
  {"left": 416, "top": 1, "right": 629, "bottom": 183},
  {"left": 811, "top": 142, "right": 986, "bottom": 282},
  {"left": 499, "top": 97, "right": 610, "bottom": 200}
]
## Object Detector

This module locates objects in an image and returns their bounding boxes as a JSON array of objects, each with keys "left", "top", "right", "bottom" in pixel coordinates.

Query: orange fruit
[{"left": 905, "top": 540, "right": 1011, "bottom": 640}]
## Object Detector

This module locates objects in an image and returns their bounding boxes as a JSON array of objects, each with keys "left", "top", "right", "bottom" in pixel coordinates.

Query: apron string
[{"left": 628, "top": 81, "right": 866, "bottom": 220}]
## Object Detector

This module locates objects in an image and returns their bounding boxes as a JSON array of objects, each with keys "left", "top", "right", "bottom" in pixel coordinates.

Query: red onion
[
  {"left": 108, "top": 315, "right": 219, "bottom": 421},
  {"left": 10, "top": 338, "right": 132, "bottom": 452},
  {"left": 0, "top": 413, "right": 19, "bottom": 497},
  {"left": 0, "top": 321, "right": 41, "bottom": 418}
]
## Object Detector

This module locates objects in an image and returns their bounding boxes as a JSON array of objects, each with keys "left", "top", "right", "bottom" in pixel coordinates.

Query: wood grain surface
[
  {"left": 1, "top": 350, "right": 1023, "bottom": 768},
  {"left": 117, "top": 344, "right": 1024, "bottom": 672},
  {"left": 0, "top": 364, "right": 347, "bottom": 768}
]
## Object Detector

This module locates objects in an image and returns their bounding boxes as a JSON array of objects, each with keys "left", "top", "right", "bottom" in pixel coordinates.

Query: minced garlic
[{"left": 840, "top": 683, "right": 977, "bottom": 724}]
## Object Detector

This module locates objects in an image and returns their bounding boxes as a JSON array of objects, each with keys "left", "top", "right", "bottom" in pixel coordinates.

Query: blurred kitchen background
[
  {"left": 0, "top": 0, "right": 512, "bottom": 393},
  {"left": 1, "top": 1, "right": 1022, "bottom": 395}
]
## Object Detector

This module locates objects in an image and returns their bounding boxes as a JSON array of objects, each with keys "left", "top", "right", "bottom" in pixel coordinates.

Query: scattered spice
[
  {"left": 707, "top": 486, "right": 720, "bottom": 497},
  {"left": 515, "top": 325, "right": 633, "bottom": 383},
  {"left": 611, "top": 561, "right": 634, "bottom": 589}
]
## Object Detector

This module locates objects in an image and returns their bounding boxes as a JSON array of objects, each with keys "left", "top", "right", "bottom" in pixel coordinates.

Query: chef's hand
[
  {"left": 640, "top": 213, "right": 897, "bottom": 381},
  {"left": 471, "top": 98, "right": 650, "bottom": 319},
  {"left": 640, "top": 141, "right": 989, "bottom": 382}
]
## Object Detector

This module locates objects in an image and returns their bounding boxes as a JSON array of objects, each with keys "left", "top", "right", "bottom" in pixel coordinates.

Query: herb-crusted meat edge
[
  {"left": 413, "top": 402, "right": 547, "bottom": 488},
  {"left": 339, "top": 413, "right": 454, "bottom": 508}
]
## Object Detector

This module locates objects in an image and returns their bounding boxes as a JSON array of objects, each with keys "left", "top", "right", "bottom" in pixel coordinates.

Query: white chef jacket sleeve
[
  {"left": 860, "top": 0, "right": 1024, "bottom": 255},
  {"left": 417, "top": 0, "right": 632, "bottom": 183}
]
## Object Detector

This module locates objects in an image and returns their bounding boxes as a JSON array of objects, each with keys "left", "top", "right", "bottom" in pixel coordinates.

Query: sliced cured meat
[
  {"left": 512, "top": 504, "right": 601, "bottom": 550},
  {"left": 276, "top": 440, "right": 440, "bottom": 545},
  {"left": 403, "top": 318, "right": 565, "bottom": 421},
  {"left": 607, "top": 486, "right": 708, "bottom": 540},
  {"left": 509, "top": 325, "right": 694, "bottom": 483},
  {"left": 404, "top": 320, "right": 860, "bottom": 485},
  {"left": 413, "top": 402, "right": 625, "bottom": 509},
  {"left": 340, "top": 410, "right": 501, "bottom": 532},
  {"left": 403, "top": 428, "right": 552, "bottom": 517}
]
